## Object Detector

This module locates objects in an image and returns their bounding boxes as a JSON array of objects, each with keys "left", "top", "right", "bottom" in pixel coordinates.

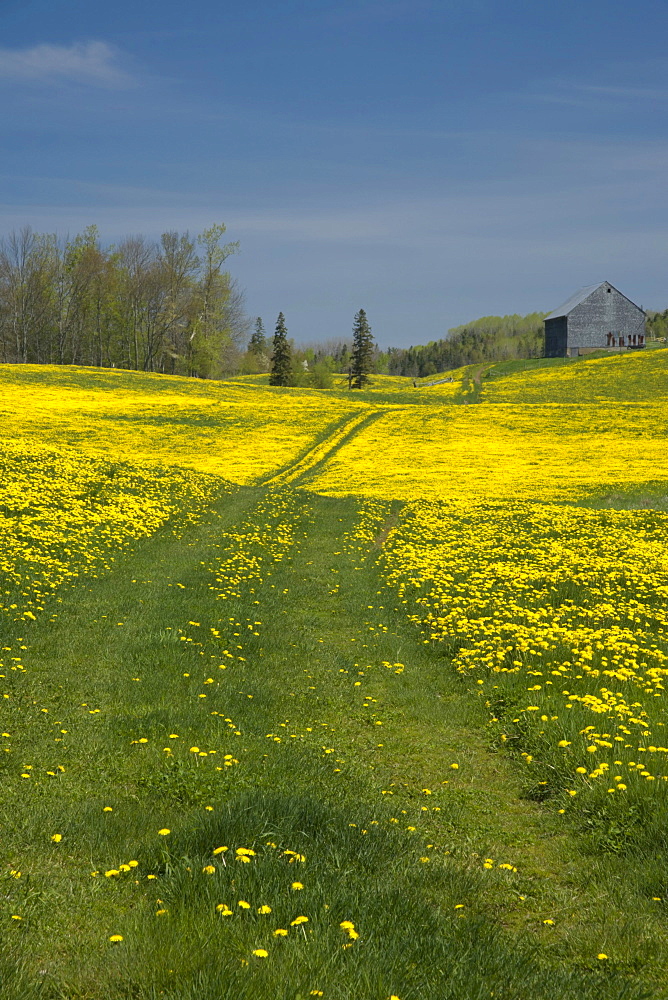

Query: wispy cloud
[
  {"left": 578, "top": 83, "right": 668, "bottom": 100},
  {"left": 0, "top": 41, "right": 133, "bottom": 88},
  {"left": 529, "top": 79, "right": 668, "bottom": 109}
]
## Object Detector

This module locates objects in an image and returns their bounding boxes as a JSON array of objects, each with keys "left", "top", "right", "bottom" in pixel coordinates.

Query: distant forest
[
  {"left": 382, "top": 312, "right": 546, "bottom": 377},
  {"left": 328, "top": 308, "right": 668, "bottom": 379},
  {"left": 647, "top": 309, "right": 668, "bottom": 342}
]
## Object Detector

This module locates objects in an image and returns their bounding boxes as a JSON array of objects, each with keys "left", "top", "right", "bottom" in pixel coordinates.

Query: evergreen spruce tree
[
  {"left": 269, "top": 312, "right": 292, "bottom": 386},
  {"left": 350, "top": 309, "right": 375, "bottom": 389},
  {"left": 248, "top": 317, "right": 267, "bottom": 354}
]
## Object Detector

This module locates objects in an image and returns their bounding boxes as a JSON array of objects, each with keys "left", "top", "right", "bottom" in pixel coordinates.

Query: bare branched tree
[{"left": 0, "top": 223, "right": 248, "bottom": 377}]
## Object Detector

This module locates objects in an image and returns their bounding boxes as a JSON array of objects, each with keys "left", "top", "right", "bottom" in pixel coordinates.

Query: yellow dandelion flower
[{"left": 252, "top": 949, "right": 269, "bottom": 958}]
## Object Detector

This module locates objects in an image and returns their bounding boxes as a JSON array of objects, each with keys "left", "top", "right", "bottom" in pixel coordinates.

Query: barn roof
[{"left": 544, "top": 282, "right": 607, "bottom": 320}]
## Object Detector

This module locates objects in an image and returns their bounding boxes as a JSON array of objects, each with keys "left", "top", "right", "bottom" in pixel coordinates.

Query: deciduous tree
[{"left": 0, "top": 222, "right": 246, "bottom": 377}]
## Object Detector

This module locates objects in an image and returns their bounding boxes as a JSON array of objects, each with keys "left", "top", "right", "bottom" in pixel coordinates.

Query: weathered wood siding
[
  {"left": 567, "top": 284, "right": 645, "bottom": 350},
  {"left": 544, "top": 316, "right": 567, "bottom": 357}
]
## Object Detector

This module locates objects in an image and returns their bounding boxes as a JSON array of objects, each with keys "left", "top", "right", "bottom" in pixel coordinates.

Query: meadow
[{"left": 1, "top": 350, "right": 668, "bottom": 999}]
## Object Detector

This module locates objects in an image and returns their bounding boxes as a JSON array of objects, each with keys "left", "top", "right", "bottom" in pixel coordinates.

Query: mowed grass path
[{"left": 1, "top": 487, "right": 657, "bottom": 999}]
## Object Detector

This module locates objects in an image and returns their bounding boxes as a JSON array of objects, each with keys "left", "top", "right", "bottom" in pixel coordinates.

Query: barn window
[{"left": 607, "top": 287, "right": 612, "bottom": 293}]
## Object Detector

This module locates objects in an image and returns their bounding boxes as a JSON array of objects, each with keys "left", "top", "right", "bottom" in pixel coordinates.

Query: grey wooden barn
[{"left": 544, "top": 281, "right": 646, "bottom": 357}]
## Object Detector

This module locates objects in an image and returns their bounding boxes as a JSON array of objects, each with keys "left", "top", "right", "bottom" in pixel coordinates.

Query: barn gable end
[{"left": 544, "top": 282, "right": 645, "bottom": 357}]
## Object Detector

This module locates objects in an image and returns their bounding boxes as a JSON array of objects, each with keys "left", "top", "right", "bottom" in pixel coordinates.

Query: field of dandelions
[{"left": 2, "top": 351, "right": 668, "bottom": 1000}]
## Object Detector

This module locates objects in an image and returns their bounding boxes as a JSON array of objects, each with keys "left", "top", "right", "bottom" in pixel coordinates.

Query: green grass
[
  {"left": 482, "top": 357, "right": 579, "bottom": 380},
  {"left": 579, "top": 480, "right": 668, "bottom": 513},
  {"left": 0, "top": 484, "right": 662, "bottom": 999}
]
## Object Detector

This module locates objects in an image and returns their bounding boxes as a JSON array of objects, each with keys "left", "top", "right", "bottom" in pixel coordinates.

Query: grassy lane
[
  {"left": 0, "top": 487, "right": 652, "bottom": 999},
  {"left": 275, "top": 495, "right": 666, "bottom": 988},
  {"left": 262, "top": 410, "right": 377, "bottom": 487}
]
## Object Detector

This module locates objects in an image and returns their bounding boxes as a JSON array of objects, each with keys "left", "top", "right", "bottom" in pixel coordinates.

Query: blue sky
[{"left": 1, "top": 0, "right": 667, "bottom": 347}]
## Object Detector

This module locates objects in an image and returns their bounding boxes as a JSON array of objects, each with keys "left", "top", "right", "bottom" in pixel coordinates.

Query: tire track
[{"left": 261, "top": 409, "right": 387, "bottom": 489}]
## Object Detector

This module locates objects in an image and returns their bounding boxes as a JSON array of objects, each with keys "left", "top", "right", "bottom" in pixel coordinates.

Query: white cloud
[
  {"left": 527, "top": 79, "right": 668, "bottom": 110},
  {"left": 0, "top": 41, "right": 132, "bottom": 88},
  {"left": 578, "top": 83, "right": 668, "bottom": 101}
]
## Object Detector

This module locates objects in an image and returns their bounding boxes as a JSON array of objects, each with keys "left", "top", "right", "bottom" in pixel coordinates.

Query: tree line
[
  {"left": 646, "top": 309, "right": 668, "bottom": 342},
  {"left": 9, "top": 224, "right": 661, "bottom": 385},
  {"left": 0, "top": 223, "right": 382, "bottom": 387},
  {"left": 247, "top": 309, "right": 376, "bottom": 389},
  {"left": 383, "top": 312, "right": 546, "bottom": 378},
  {"left": 0, "top": 224, "right": 248, "bottom": 378},
  {"left": 260, "top": 311, "right": 546, "bottom": 382}
]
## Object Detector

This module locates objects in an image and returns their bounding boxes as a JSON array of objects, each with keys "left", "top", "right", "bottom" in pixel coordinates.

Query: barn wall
[
  {"left": 567, "top": 286, "right": 645, "bottom": 349},
  {"left": 544, "top": 316, "right": 568, "bottom": 356}
]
